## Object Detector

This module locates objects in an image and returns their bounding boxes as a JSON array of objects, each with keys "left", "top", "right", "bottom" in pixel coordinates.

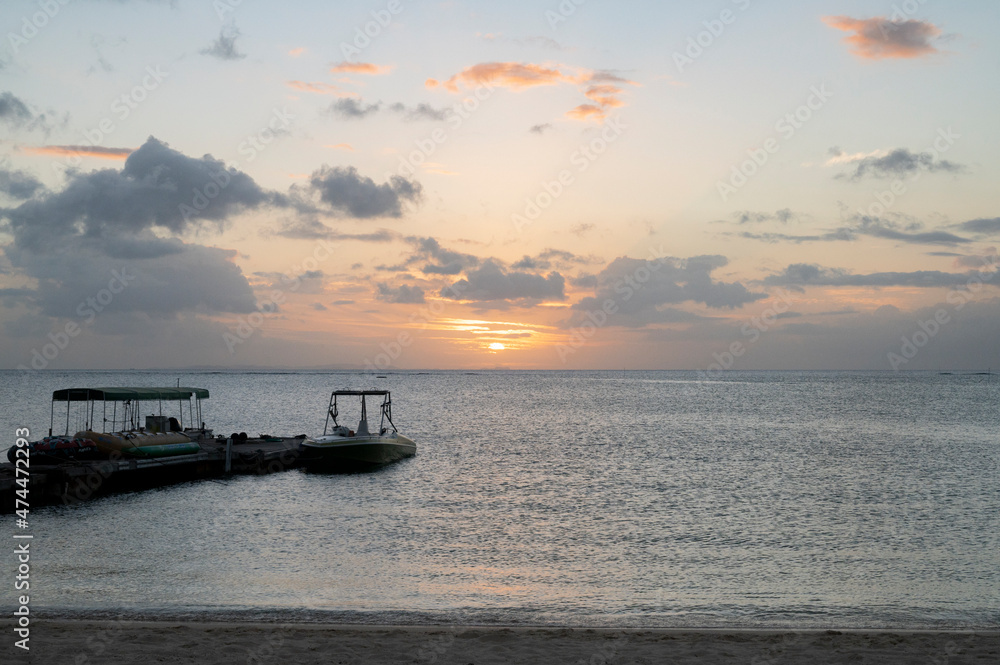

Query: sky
[{"left": 1, "top": 0, "right": 998, "bottom": 371}]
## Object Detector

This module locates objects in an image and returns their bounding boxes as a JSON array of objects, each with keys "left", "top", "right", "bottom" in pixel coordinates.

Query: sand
[{"left": 9, "top": 621, "right": 997, "bottom": 664}]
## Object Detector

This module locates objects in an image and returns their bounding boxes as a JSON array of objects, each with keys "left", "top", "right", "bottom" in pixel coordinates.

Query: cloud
[
  {"left": 762, "top": 263, "right": 996, "bottom": 289},
  {"left": 200, "top": 24, "right": 246, "bottom": 61},
  {"left": 822, "top": 16, "right": 943, "bottom": 59},
  {"left": 731, "top": 209, "right": 799, "bottom": 224},
  {"left": 0, "top": 91, "right": 49, "bottom": 132},
  {"left": 956, "top": 218, "right": 1000, "bottom": 235},
  {"left": 376, "top": 283, "right": 426, "bottom": 304},
  {"left": 304, "top": 165, "right": 422, "bottom": 218},
  {"left": 330, "top": 62, "right": 393, "bottom": 75},
  {"left": 440, "top": 259, "right": 566, "bottom": 305},
  {"left": 2, "top": 136, "right": 275, "bottom": 252},
  {"left": 5, "top": 242, "right": 258, "bottom": 321},
  {"left": 511, "top": 249, "right": 600, "bottom": 271},
  {"left": 388, "top": 102, "right": 449, "bottom": 121},
  {"left": 22, "top": 145, "right": 133, "bottom": 160},
  {"left": 399, "top": 236, "right": 479, "bottom": 275},
  {"left": 427, "top": 62, "right": 636, "bottom": 122},
  {"left": 311, "top": 302, "right": 328, "bottom": 311},
  {"left": 289, "top": 47, "right": 305, "bottom": 57},
  {"left": 286, "top": 80, "right": 353, "bottom": 97},
  {"left": 570, "top": 222, "right": 594, "bottom": 237},
  {"left": 566, "top": 104, "right": 606, "bottom": 121},
  {"left": 735, "top": 216, "right": 971, "bottom": 246},
  {"left": 571, "top": 255, "right": 765, "bottom": 327},
  {"left": 328, "top": 98, "right": 382, "bottom": 119},
  {"left": 834, "top": 147, "right": 964, "bottom": 180},
  {"left": 530, "top": 123, "right": 554, "bottom": 134},
  {"left": 0, "top": 168, "right": 44, "bottom": 199}
]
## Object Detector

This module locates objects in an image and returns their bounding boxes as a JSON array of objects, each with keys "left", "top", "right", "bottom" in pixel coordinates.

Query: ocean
[{"left": 2, "top": 370, "right": 998, "bottom": 628}]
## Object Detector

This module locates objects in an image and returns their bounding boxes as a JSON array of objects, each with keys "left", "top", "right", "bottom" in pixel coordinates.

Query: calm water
[{"left": 2, "top": 370, "right": 998, "bottom": 628}]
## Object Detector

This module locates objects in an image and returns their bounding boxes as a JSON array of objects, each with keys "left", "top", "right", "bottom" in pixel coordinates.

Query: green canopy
[{"left": 51, "top": 387, "right": 210, "bottom": 402}]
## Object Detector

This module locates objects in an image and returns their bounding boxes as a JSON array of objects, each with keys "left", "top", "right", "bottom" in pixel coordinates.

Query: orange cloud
[
  {"left": 427, "top": 62, "right": 637, "bottom": 123},
  {"left": 425, "top": 62, "right": 577, "bottom": 92},
  {"left": 823, "top": 15, "right": 942, "bottom": 59},
  {"left": 566, "top": 104, "right": 607, "bottom": 122},
  {"left": 330, "top": 61, "right": 393, "bottom": 75},
  {"left": 325, "top": 143, "right": 355, "bottom": 151},
  {"left": 289, "top": 47, "right": 305, "bottom": 57},
  {"left": 22, "top": 145, "right": 132, "bottom": 159},
  {"left": 286, "top": 80, "right": 355, "bottom": 97},
  {"left": 584, "top": 84, "right": 625, "bottom": 108}
]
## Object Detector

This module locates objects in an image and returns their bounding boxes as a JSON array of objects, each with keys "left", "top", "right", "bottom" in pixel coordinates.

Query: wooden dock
[{"left": 0, "top": 436, "right": 306, "bottom": 512}]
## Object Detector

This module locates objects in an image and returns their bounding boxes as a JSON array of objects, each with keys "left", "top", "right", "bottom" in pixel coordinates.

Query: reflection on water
[{"left": 3, "top": 370, "right": 998, "bottom": 627}]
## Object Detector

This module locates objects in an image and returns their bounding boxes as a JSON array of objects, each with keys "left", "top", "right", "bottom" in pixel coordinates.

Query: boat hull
[{"left": 299, "top": 434, "right": 416, "bottom": 470}]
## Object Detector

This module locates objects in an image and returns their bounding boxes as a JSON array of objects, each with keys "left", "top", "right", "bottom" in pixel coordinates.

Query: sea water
[{"left": 1, "top": 370, "right": 997, "bottom": 628}]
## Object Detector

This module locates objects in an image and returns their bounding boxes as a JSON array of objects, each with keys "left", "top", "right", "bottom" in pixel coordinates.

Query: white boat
[{"left": 299, "top": 390, "right": 416, "bottom": 470}]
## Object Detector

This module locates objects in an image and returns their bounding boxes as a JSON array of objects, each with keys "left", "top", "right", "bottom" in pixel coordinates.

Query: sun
[{"left": 488, "top": 343, "right": 506, "bottom": 351}]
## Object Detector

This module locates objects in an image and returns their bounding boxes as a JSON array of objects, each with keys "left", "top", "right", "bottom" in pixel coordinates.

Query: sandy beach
[{"left": 9, "top": 621, "right": 995, "bottom": 664}]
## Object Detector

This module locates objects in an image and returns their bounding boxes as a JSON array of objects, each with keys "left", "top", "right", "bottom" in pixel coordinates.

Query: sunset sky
[{"left": 1, "top": 0, "right": 998, "bottom": 370}]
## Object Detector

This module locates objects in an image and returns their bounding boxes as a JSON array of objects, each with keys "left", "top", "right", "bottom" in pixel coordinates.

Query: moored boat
[
  {"left": 299, "top": 390, "right": 416, "bottom": 470},
  {"left": 6, "top": 386, "right": 213, "bottom": 462}
]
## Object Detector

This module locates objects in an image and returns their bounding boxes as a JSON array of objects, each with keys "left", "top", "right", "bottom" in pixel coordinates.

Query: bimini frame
[
  {"left": 48, "top": 387, "right": 210, "bottom": 436},
  {"left": 322, "top": 390, "right": 396, "bottom": 436}
]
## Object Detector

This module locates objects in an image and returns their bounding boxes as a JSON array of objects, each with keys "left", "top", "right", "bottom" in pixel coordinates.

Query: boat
[
  {"left": 7, "top": 387, "right": 213, "bottom": 463},
  {"left": 299, "top": 390, "right": 416, "bottom": 470}
]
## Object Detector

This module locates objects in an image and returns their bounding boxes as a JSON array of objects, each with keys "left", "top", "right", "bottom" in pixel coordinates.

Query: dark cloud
[
  {"left": 732, "top": 208, "right": 798, "bottom": 224},
  {"left": 5, "top": 242, "right": 258, "bottom": 321},
  {"left": 0, "top": 168, "right": 44, "bottom": 199},
  {"left": 956, "top": 217, "right": 1000, "bottom": 235},
  {"left": 511, "top": 249, "right": 600, "bottom": 271},
  {"left": 762, "top": 263, "right": 998, "bottom": 290},
  {"left": 201, "top": 24, "right": 246, "bottom": 60},
  {"left": 329, "top": 98, "right": 382, "bottom": 119},
  {"left": 822, "top": 16, "right": 942, "bottom": 60},
  {"left": 388, "top": 102, "right": 448, "bottom": 121},
  {"left": 1, "top": 137, "right": 273, "bottom": 252},
  {"left": 836, "top": 148, "right": 964, "bottom": 181},
  {"left": 736, "top": 216, "right": 971, "bottom": 246},
  {"left": 440, "top": 260, "right": 566, "bottom": 305},
  {"left": 331, "top": 299, "right": 354, "bottom": 306},
  {"left": 400, "top": 236, "right": 479, "bottom": 275},
  {"left": 271, "top": 217, "right": 399, "bottom": 242},
  {"left": 311, "top": 302, "right": 328, "bottom": 311},
  {"left": 376, "top": 283, "right": 426, "bottom": 304},
  {"left": 0, "top": 91, "right": 49, "bottom": 132},
  {"left": 530, "top": 123, "right": 554, "bottom": 134},
  {"left": 571, "top": 255, "right": 765, "bottom": 327},
  {"left": 305, "top": 166, "right": 421, "bottom": 218}
]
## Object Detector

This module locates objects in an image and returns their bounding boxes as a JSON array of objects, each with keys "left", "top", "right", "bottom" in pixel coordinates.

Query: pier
[{"left": 1, "top": 435, "right": 305, "bottom": 511}]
